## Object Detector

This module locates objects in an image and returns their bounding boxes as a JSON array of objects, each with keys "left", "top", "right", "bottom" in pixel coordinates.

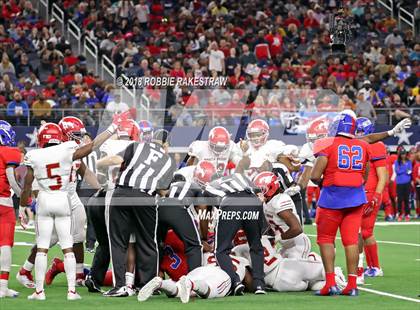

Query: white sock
[
  {"left": 161, "top": 279, "right": 178, "bottom": 296},
  {"left": 358, "top": 253, "right": 364, "bottom": 269},
  {"left": 191, "top": 279, "right": 209, "bottom": 296},
  {"left": 35, "top": 252, "right": 47, "bottom": 292},
  {"left": 0, "top": 279, "right": 7, "bottom": 293},
  {"left": 76, "top": 263, "right": 84, "bottom": 274},
  {"left": 64, "top": 253, "right": 76, "bottom": 292},
  {"left": 23, "top": 260, "right": 34, "bottom": 272},
  {"left": 125, "top": 272, "right": 134, "bottom": 288}
]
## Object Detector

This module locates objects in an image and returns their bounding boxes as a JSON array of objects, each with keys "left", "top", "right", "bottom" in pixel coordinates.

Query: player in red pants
[
  {"left": 310, "top": 111, "right": 410, "bottom": 296},
  {"left": 384, "top": 151, "right": 398, "bottom": 220},
  {"left": 355, "top": 118, "right": 387, "bottom": 283},
  {"left": 0, "top": 121, "right": 23, "bottom": 298}
]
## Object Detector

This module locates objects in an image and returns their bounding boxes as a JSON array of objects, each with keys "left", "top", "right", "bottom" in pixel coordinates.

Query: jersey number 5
[
  {"left": 46, "top": 163, "right": 62, "bottom": 190},
  {"left": 337, "top": 145, "right": 363, "bottom": 170}
]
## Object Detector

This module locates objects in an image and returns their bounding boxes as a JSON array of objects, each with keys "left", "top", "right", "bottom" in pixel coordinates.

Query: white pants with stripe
[
  {"left": 35, "top": 191, "right": 73, "bottom": 249},
  {"left": 188, "top": 266, "right": 231, "bottom": 298},
  {"left": 279, "top": 233, "right": 311, "bottom": 259}
]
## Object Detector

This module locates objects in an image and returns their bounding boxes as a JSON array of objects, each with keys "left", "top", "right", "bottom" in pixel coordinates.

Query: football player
[
  {"left": 186, "top": 126, "right": 242, "bottom": 175},
  {"left": 0, "top": 121, "right": 22, "bottom": 298},
  {"left": 17, "top": 117, "right": 100, "bottom": 288},
  {"left": 138, "top": 230, "right": 251, "bottom": 303},
  {"left": 355, "top": 118, "right": 387, "bottom": 281},
  {"left": 232, "top": 233, "right": 346, "bottom": 292},
  {"left": 253, "top": 171, "right": 311, "bottom": 259},
  {"left": 310, "top": 111, "right": 411, "bottom": 296},
  {"left": 19, "top": 115, "right": 123, "bottom": 300},
  {"left": 236, "top": 119, "right": 285, "bottom": 179},
  {"left": 138, "top": 120, "right": 154, "bottom": 143}
]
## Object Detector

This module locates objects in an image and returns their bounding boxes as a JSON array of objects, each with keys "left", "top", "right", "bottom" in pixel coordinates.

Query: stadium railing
[
  {"left": 398, "top": 7, "right": 416, "bottom": 35},
  {"left": 378, "top": 0, "right": 394, "bottom": 18},
  {"left": 1, "top": 107, "right": 414, "bottom": 127}
]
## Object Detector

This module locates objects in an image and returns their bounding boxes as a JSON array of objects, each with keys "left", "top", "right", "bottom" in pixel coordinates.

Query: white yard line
[
  {"left": 14, "top": 229, "right": 35, "bottom": 235},
  {"left": 375, "top": 222, "right": 420, "bottom": 226},
  {"left": 359, "top": 287, "right": 420, "bottom": 303},
  {"left": 306, "top": 234, "right": 420, "bottom": 247},
  {"left": 14, "top": 242, "right": 34, "bottom": 246}
]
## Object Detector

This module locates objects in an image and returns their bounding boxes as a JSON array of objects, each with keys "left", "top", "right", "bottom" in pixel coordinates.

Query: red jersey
[
  {"left": 413, "top": 161, "right": 420, "bottom": 184},
  {"left": 314, "top": 137, "right": 372, "bottom": 187},
  {"left": 365, "top": 142, "right": 387, "bottom": 192},
  {"left": 0, "top": 146, "right": 22, "bottom": 206},
  {"left": 159, "top": 230, "right": 188, "bottom": 281},
  {"left": 387, "top": 154, "right": 398, "bottom": 182}
]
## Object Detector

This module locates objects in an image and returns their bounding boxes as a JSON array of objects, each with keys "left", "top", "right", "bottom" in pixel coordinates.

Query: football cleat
[
  {"left": 254, "top": 286, "right": 267, "bottom": 295},
  {"left": 0, "top": 288, "right": 19, "bottom": 298},
  {"left": 126, "top": 285, "right": 136, "bottom": 297},
  {"left": 28, "top": 290, "right": 46, "bottom": 300},
  {"left": 315, "top": 285, "right": 341, "bottom": 296},
  {"left": 67, "top": 290, "right": 82, "bottom": 300},
  {"left": 137, "top": 277, "right": 162, "bottom": 302},
  {"left": 231, "top": 282, "right": 245, "bottom": 296},
  {"left": 335, "top": 267, "right": 347, "bottom": 289},
  {"left": 365, "top": 267, "right": 384, "bottom": 277},
  {"left": 397, "top": 215, "right": 403, "bottom": 222},
  {"left": 45, "top": 257, "right": 63, "bottom": 285},
  {"left": 178, "top": 276, "right": 192, "bottom": 304},
  {"left": 405, "top": 215, "right": 411, "bottom": 222},
  {"left": 384, "top": 215, "right": 394, "bottom": 222},
  {"left": 340, "top": 288, "right": 359, "bottom": 296},
  {"left": 85, "top": 276, "right": 102, "bottom": 293},
  {"left": 16, "top": 269, "right": 35, "bottom": 288},
  {"left": 103, "top": 286, "right": 129, "bottom": 297}
]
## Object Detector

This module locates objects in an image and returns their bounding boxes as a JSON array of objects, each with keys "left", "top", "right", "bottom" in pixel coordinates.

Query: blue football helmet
[
  {"left": 328, "top": 110, "right": 357, "bottom": 138},
  {"left": 0, "top": 120, "right": 16, "bottom": 146},
  {"left": 138, "top": 120, "right": 154, "bottom": 143},
  {"left": 355, "top": 117, "right": 375, "bottom": 136}
]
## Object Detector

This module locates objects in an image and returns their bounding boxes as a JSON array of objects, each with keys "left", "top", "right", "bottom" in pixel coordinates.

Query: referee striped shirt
[
  {"left": 204, "top": 173, "right": 254, "bottom": 198},
  {"left": 116, "top": 142, "right": 176, "bottom": 195}
]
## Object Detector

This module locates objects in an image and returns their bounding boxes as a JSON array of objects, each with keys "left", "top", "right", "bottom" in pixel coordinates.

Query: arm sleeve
[
  {"left": 23, "top": 152, "right": 33, "bottom": 167},
  {"left": 188, "top": 141, "right": 199, "bottom": 157},
  {"left": 370, "top": 143, "right": 387, "bottom": 168},
  {"left": 313, "top": 138, "right": 331, "bottom": 158},
  {"left": 6, "top": 167, "right": 21, "bottom": 196}
]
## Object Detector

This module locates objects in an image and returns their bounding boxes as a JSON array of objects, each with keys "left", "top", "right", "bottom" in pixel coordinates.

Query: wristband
[
  {"left": 387, "top": 129, "right": 394, "bottom": 136},
  {"left": 106, "top": 123, "right": 118, "bottom": 135}
]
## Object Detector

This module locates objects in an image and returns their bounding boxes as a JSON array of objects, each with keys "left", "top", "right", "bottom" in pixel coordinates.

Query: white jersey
[
  {"left": 100, "top": 139, "right": 134, "bottom": 190},
  {"left": 245, "top": 139, "right": 285, "bottom": 168},
  {"left": 174, "top": 165, "right": 195, "bottom": 182},
  {"left": 188, "top": 140, "right": 242, "bottom": 175},
  {"left": 203, "top": 253, "right": 249, "bottom": 282},
  {"left": 264, "top": 192, "right": 299, "bottom": 234},
  {"left": 67, "top": 160, "right": 81, "bottom": 194},
  {"left": 233, "top": 236, "right": 282, "bottom": 287},
  {"left": 299, "top": 142, "right": 317, "bottom": 187},
  {"left": 24, "top": 141, "right": 78, "bottom": 192}
]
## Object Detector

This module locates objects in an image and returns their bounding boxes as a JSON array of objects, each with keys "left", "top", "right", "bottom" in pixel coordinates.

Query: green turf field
[{"left": 1, "top": 222, "right": 419, "bottom": 310}]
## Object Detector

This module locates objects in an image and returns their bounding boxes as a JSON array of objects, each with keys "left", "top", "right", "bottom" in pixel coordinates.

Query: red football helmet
[
  {"left": 253, "top": 171, "right": 280, "bottom": 199},
  {"left": 306, "top": 118, "right": 329, "bottom": 143},
  {"left": 208, "top": 126, "right": 230, "bottom": 155},
  {"left": 37, "top": 123, "right": 64, "bottom": 148},
  {"left": 117, "top": 119, "right": 140, "bottom": 141},
  {"left": 193, "top": 160, "right": 217, "bottom": 186},
  {"left": 58, "top": 116, "right": 86, "bottom": 143},
  {"left": 246, "top": 119, "right": 269, "bottom": 148}
]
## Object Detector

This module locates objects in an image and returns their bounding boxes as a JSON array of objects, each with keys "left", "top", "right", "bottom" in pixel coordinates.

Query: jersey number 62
[{"left": 337, "top": 145, "right": 363, "bottom": 170}]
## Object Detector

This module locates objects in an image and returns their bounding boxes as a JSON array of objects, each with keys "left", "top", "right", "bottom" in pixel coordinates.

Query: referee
[
  {"left": 105, "top": 130, "right": 176, "bottom": 297},
  {"left": 205, "top": 173, "right": 266, "bottom": 295},
  {"left": 157, "top": 175, "right": 203, "bottom": 271}
]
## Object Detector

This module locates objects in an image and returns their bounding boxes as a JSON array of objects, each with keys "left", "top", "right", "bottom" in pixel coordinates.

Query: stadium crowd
[{"left": 0, "top": 0, "right": 419, "bottom": 127}]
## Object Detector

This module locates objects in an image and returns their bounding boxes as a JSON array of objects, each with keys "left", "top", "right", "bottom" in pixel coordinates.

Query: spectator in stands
[
  {"left": 208, "top": 41, "right": 225, "bottom": 75},
  {"left": 168, "top": 103, "right": 192, "bottom": 126},
  {"left": 16, "top": 53, "right": 35, "bottom": 78},
  {"left": 7, "top": 91, "right": 29, "bottom": 125},
  {"left": 394, "top": 148, "right": 413, "bottom": 221},
  {"left": 384, "top": 28, "right": 404, "bottom": 47},
  {"left": 135, "top": 0, "right": 150, "bottom": 29},
  {"left": 356, "top": 92, "right": 377, "bottom": 122},
  {"left": 239, "top": 44, "right": 256, "bottom": 69},
  {"left": 0, "top": 74, "right": 14, "bottom": 95},
  {"left": 20, "top": 79, "right": 37, "bottom": 103},
  {"left": 0, "top": 53, "right": 16, "bottom": 76},
  {"left": 32, "top": 94, "right": 52, "bottom": 124}
]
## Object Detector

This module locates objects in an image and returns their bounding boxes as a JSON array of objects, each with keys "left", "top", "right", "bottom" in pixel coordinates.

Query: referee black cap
[{"left": 153, "top": 129, "right": 171, "bottom": 145}]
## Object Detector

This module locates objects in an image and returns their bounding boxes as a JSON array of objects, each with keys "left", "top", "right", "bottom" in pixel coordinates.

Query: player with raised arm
[
  {"left": 186, "top": 126, "right": 242, "bottom": 175},
  {"left": 0, "top": 121, "right": 22, "bottom": 298},
  {"left": 19, "top": 114, "right": 124, "bottom": 300},
  {"left": 355, "top": 118, "right": 387, "bottom": 282},
  {"left": 236, "top": 119, "right": 285, "bottom": 180},
  {"left": 310, "top": 111, "right": 411, "bottom": 297},
  {"left": 253, "top": 171, "right": 311, "bottom": 259}
]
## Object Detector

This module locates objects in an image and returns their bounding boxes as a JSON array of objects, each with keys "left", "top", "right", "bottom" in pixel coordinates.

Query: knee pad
[{"left": 0, "top": 246, "right": 12, "bottom": 272}]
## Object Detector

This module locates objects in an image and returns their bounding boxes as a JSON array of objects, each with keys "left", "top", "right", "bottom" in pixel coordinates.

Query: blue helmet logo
[
  {"left": 355, "top": 117, "right": 375, "bottom": 136},
  {"left": 0, "top": 120, "right": 16, "bottom": 146}
]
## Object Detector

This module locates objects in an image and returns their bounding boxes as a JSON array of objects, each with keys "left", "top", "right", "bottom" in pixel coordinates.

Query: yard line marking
[
  {"left": 375, "top": 222, "right": 420, "bottom": 226},
  {"left": 15, "top": 242, "right": 34, "bottom": 246},
  {"left": 415, "top": 259, "right": 420, "bottom": 261},
  {"left": 11, "top": 264, "right": 20, "bottom": 267},
  {"left": 306, "top": 234, "right": 420, "bottom": 247},
  {"left": 359, "top": 287, "right": 420, "bottom": 303},
  {"left": 15, "top": 230, "right": 36, "bottom": 235}
]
